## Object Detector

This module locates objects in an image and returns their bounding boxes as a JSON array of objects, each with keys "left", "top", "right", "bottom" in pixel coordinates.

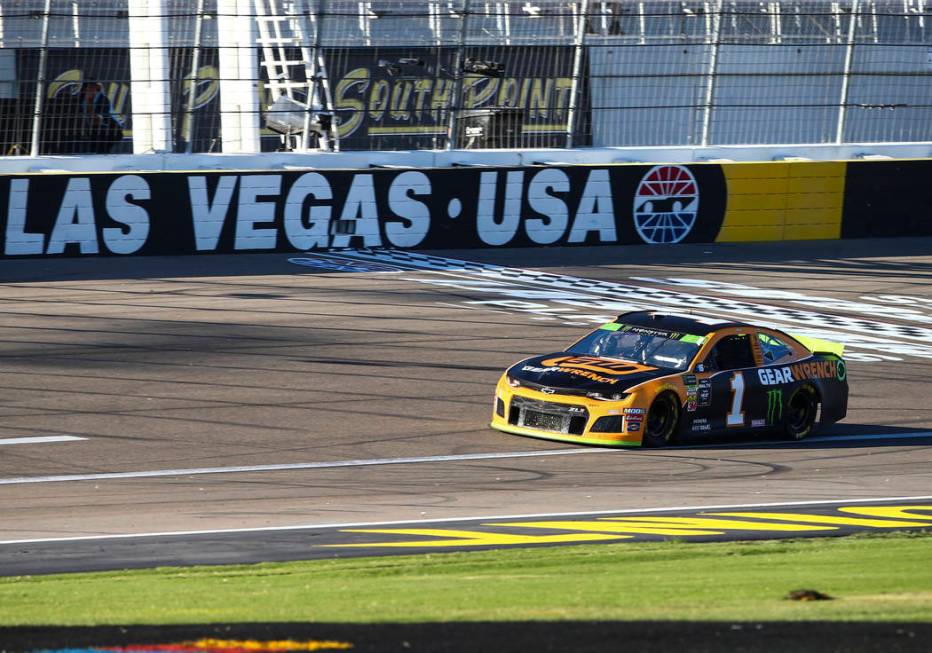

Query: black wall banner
[
  {"left": 264, "top": 45, "right": 589, "bottom": 151},
  {"left": 842, "top": 160, "right": 932, "bottom": 238},
  {"left": 0, "top": 164, "right": 727, "bottom": 258},
  {"left": 3, "top": 48, "right": 221, "bottom": 156},
  {"left": 3, "top": 45, "right": 585, "bottom": 154}
]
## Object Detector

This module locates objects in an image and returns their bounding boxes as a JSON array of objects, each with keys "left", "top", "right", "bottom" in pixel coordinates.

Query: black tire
[
  {"left": 642, "top": 392, "right": 681, "bottom": 447},
  {"left": 784, "top": 385, "right": 819, "bottom": 441}
]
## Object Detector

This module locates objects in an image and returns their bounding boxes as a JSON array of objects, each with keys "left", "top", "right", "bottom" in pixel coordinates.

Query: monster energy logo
[{"left": 767, "top": 389, "right": 783, "bottom": 424}]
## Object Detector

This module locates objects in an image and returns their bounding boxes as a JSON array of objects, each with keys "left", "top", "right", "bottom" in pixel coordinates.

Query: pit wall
[{"left": 0, "top": 158, "right": 926, "bottom": 258}]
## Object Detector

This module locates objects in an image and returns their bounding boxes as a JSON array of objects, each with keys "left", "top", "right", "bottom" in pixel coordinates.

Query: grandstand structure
[{"left": 1, "top": 0, "right": 932, "bottom": 156}]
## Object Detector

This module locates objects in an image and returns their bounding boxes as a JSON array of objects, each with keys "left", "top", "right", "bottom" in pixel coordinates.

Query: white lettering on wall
[
  {"left": 569, "top": 169, "right": 616, "bottom": 243},
  {"left": 477, "top": 171, "right": 522, "bottom": 246},
  {"left": 235, "top": 175, "right": 281, "bottom": 250},
  {"left": 189, "top": 175, "right": 237, "bottom": 251},
  {"left": 47, "top": 178, "right": 98, "bottom": 255},
  {"left": 386, "top": 171, "right": 431, "bottom": 248},
  {"left": 526, "top": 168, "right": 569, "bottom": 245},
  {"left": 332, "top": 174, "right": 382, "bottom": 248},
  {"left": 283, "top": 172, "right": 332, "bottom": 251},
  {"left": 4, "top": 179, "right": 43, "bottom": 256},
  {"left": 103, "top": 175, "right": 150, "bottom": 255}
]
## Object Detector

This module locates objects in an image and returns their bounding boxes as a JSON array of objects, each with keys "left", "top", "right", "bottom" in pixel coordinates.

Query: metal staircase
[{"left": 254, "top": 0, "right": 339, "bottom": 151}]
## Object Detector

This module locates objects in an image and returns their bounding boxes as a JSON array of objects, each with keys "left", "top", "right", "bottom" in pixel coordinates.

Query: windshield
[{"left": 568, "top": 323, "right": 705, "bottom": 371}]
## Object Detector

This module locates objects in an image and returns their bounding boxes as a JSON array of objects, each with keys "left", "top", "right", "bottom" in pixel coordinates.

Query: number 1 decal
[{"left": 727, "top": 372, "right": 746, "bottom": 427}]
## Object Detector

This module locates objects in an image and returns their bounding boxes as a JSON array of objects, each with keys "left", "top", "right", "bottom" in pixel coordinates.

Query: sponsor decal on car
[
  {"left": 522, "top": 365, "right": 560, "bottom": 373},
  {"left": 790, "top": 359, "right": 842, "bottom": 382},
  {"left": 526, "top": 356, "right": 657, "bottom": 385},
  {"left": 684, "top": 370, "right": 699, "bottom": 415},
  {"left": 751, "top": 418, "right": 766, "bottom": 428},
  {"left": 758, "top": 367, "right": 795, "bottom": 385},
  {"left": 759, "top": 360, "right": 843, "bottom": 386},
  {"left": 541, "top": 368, "right": 620, "bottom": 385},
  {"left": 691, "top": 418, "right": 711, "bottom": 432},
  {"left": 766, "top": 388, "right": 783, "bottom": 425},
  {"left": 540, "top": 356, "right": 655, "bottom": 376},
  {"left": 623, "top": 407, "right": 644, "bottom": 432}
]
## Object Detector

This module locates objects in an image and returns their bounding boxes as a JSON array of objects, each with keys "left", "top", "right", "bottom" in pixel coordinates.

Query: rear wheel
[
  {"left": 784, "top": 385, "right": 818, "bottom": 440},
  {"left": 642, "top": 393, "right": 680, "bottom": 447}
]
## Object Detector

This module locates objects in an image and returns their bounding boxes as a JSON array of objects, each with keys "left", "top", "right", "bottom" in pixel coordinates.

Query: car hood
[{"left": 507, "top": 352, "right": 677, "bottom": 395}]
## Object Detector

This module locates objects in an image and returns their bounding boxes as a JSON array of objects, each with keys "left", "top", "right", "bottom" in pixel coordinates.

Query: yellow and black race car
[{"left": 491, "top": 311, "right": 848, "bottom": 447}]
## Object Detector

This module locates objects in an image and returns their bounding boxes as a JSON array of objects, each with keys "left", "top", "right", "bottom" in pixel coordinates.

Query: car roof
[{"left": 615, "top": 311, "right": 750, "bottom": 336}]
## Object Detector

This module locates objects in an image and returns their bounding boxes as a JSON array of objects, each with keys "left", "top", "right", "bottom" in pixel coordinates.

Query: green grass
[{"left": 2, "top": 533, "right": 931, "bottom": 625}]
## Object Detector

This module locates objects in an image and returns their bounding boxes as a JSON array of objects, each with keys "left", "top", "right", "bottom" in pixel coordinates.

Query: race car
[{"left": 491, "top": 311, "right": 848, "bottom": 447}]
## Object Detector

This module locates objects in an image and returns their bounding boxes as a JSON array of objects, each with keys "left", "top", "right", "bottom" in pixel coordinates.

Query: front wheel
[
  {"left": 642, "top": 393, "right": 680, "bottom": 447},
  {"left": 784, "top": 385, "right": 818, "bottom": 440}
]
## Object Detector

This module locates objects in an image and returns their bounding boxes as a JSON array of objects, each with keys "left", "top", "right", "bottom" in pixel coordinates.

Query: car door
[
  {"left": 752, "top": 329, "right": 810, "bottom": 428},
  {"left": 685, "top": 332, "right": 761, "bottom": 434}
]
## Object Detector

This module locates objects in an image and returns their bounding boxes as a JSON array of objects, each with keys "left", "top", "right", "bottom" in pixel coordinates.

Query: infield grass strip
[{"left": 1, "top": 533, "right": 930, "bottom": 625}]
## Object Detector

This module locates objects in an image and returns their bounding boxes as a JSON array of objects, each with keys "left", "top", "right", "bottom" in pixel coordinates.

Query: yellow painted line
[
  {"left": 603, "top": 516, "right": 833, "bottom": 532},
  {"left": 839, "top": 505, "right": 932, "bottom": 521},
  {"left": 710, "top": 512, "right": 932, "bottom": 528},
  {"left": 324, "top": 528, "right": 628, "bottom": 548},
  {"left": 487, "top": 520, "right": 722, "bottom": 536}
]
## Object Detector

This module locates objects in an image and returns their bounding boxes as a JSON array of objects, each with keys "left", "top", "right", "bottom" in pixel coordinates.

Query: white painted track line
[
  {"left": 0, "top": 435, "right": 85, "bottom": 446},
  {"left": 2, "top": 494, "right": 931, "bottom": 546},
  {"left": 0, "top": 447, "right": 613, "bottom": 485},
  {"left": 0, "top": 431, "right": 929, "bottom": 486}
]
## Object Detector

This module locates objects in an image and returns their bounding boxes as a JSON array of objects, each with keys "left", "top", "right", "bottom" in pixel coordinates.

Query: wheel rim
[
  {"left": 788, "top": 391, "right": 814, "bottom": 433},
  {"left": 647, "top": 396, "right": 675, "bottom": 441}
]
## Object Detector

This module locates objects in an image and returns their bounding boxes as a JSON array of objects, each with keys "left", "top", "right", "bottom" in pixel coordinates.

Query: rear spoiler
[{"left": 789, "top": 333, "right": 845, "bottom": 358}]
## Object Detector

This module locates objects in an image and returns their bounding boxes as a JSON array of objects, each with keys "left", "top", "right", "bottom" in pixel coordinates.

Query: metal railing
[{"left": 2, "top": 0, "right": 932, "bottom": 156}]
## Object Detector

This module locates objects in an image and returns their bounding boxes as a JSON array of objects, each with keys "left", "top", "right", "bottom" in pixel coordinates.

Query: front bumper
[{"left": 490, "top": 376, "right": 646, "bottom": 447}]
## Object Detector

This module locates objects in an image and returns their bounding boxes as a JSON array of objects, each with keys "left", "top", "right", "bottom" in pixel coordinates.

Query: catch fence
[{"left": 2, "top": 0, "right": 932, "bottom": 155}]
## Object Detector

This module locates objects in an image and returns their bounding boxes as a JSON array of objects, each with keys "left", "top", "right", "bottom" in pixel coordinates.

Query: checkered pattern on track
[{"left": 335, "top": 249, "right": 932, "bottom": 344}]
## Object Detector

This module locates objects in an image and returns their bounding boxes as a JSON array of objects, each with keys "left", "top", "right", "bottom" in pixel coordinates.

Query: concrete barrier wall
[
  {"left": 842, "top": 159, "right": 932, "bottom": 238},
  {"left": 718, "top": 161, "right": 847, "bottom": 243},
  {"left": 0, "top": 158, "right": 921, "bottom": 258}
]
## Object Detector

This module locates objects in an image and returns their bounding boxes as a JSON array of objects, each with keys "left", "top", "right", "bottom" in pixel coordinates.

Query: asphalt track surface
[{"left": 1, "top": 238, "right": 931, "bottom": 574}]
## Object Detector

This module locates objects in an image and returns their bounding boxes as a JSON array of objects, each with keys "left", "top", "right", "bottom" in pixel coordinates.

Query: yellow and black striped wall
[{"left": 716, "top": 158, "right": 932, "bottom": 242}]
